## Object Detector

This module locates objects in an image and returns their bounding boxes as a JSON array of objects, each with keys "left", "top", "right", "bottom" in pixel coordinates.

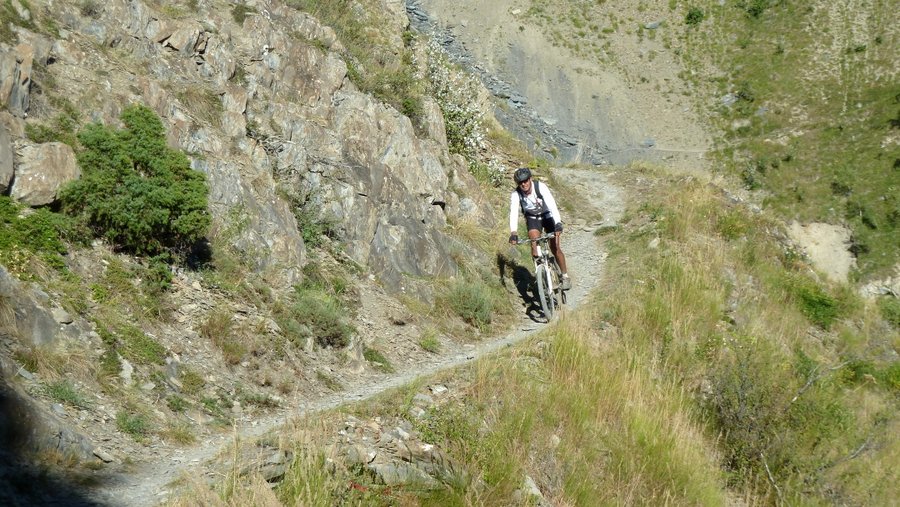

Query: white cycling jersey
[{"left": 509, "top": 180, "right": 563, "bottom": 232}]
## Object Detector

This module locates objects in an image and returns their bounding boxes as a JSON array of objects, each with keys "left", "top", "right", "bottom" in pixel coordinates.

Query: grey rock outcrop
[
  {"left": 0, "top": 122, "right": 12, "bottom": 193},
  {"left": 0, "top": 265, "right": 62, "bottom": 346},
  {"left": 3, "top": 0, "right": 494, "bottom": 294},
  {"left": 10, "top": 142, "right": 79, "bottom": 206},
  {"left": 0, "top": 43, "right": 33, "bottom": 118}
]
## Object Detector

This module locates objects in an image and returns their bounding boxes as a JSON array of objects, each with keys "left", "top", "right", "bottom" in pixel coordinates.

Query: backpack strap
[{"left": 517, "top": 180, "right": 546, "bottom": 216}]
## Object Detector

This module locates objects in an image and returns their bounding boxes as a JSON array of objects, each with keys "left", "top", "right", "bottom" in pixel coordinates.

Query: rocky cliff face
[
  {"left": 1, "top": 0, "right": 493, "bottom": 293},
  {"left": 0, "top": 0, "right": 499, "bottom": 469}
]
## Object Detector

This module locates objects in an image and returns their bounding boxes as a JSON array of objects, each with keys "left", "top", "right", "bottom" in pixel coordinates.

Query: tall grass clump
[
  {"left": 275, "top": 263, "right": 356, "bottom": 349},
  {"left": 438, "top": 262, "right": 510, "bottom": 331}
]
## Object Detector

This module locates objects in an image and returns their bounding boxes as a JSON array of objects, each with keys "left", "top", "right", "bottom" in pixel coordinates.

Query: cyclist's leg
[
  {"left": 544, "top": 215, "right": 570, "bottom": 290},
  {"left": 525, "top": 215, "right": 543, "bottom": 257},
  {"left": 543, "top": 213, "right": 568, "bottom": 273},
  {"left": 543, "top": 215, "right": 568, "bottom": 274}
]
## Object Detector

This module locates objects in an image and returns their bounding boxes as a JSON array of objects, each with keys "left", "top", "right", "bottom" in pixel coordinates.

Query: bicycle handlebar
[{"left": 514, "top": 232, "right": 557, "bottom": 245}]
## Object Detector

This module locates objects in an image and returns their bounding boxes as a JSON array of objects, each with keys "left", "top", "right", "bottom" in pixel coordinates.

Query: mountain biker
[{"left": 508, "top": 167, "right": 571, "bottom": 290}]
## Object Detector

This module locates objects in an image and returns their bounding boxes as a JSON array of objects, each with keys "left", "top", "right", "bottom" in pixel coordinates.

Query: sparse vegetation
[
  {"left": 679, "top": 0, "right": 899, "bottom": 280},
  {"left": 200, "top": 307, "right": 246, "bottom": 365},
  {"left": 285, "top": 0, "right": 424, "bottom": 125}
]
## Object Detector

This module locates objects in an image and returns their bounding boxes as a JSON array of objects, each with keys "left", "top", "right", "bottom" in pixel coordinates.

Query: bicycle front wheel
[{"left": 535, "top": 264, "right": 555, "bottom": 322}]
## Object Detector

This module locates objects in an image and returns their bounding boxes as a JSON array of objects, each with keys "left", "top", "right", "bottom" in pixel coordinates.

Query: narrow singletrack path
[{"left": 90, "top": 167, "right": 622, "bottom": 506}]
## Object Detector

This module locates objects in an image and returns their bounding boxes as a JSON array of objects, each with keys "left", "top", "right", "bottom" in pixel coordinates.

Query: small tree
[{"left": 60, "top": 105, "right": 210, "bottom": 257}]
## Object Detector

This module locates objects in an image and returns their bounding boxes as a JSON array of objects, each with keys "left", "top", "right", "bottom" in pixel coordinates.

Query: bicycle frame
[{"left": 516, "top": 233, "right": 564, "bottom": 322}]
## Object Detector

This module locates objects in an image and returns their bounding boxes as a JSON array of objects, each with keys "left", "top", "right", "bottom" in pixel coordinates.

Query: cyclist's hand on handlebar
[{"left": 509, "top": 233, "right": 518, "bottom": 245}]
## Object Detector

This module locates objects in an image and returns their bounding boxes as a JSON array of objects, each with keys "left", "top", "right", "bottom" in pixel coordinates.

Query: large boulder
[{"left": 10, "top": 142, "right": 80, "bottom": 206}]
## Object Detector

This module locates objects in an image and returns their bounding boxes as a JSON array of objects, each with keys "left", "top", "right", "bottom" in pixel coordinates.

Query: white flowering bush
[{"left": 423, "top": 40, "right": 508, "bottom": 184}]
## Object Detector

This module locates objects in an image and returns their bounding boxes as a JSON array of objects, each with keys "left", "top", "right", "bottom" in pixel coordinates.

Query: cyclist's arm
[
  {"left": 509, "top": 191, "right": 520, "bottom": 233},
  {"left": 542, "top": 185, "right": 563, "bottom": 227}
]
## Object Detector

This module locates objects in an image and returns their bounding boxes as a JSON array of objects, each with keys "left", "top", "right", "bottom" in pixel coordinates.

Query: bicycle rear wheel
[{"left": 535, "top": 264, "right": 555, "bottom": 322}]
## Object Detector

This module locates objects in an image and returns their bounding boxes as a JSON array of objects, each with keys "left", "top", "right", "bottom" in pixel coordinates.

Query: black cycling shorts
[{"left": 525, "top": 212, "right": 555, "bottom": 233}]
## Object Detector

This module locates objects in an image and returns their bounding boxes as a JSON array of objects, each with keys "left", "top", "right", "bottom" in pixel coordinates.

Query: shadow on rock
[
  {"left": 496, "top": 253, "right": 544, "bottom": 323},
  {"left": 0, "top": 376, "right": 105, "bottom": 506}
]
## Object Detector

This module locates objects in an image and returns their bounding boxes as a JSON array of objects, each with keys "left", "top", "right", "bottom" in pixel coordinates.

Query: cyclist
[{"left": 508, "top": 167, "right": 571, "bottom": 290}]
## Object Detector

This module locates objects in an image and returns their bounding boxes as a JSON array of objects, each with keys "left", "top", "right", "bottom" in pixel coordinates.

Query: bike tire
[
  {"left": 535, "top": 264, "right": 554, "bottom": 322},
  {"left": 550, "top": 258, "right": 565, "bottom": 306}
]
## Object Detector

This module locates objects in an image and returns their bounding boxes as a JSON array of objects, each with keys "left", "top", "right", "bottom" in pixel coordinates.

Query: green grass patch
[
  {"left": 44, "top": 380, "right": 91, "bottom": 409},
  {"left": 116, "top": 410, "right": 151, "bottom": 440},
  {"left": 418, "top": 329, "right": 441, "bottom": 353},
  {"left": 362, "top": 345, "right": 394, "bottom": 373}
]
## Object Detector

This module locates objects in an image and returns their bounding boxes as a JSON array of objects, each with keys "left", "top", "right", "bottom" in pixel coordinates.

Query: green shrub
[
  {"left": 59, "top": 104, "right": 210, "bottom": 258},
  {"left": 0, "top": 196, "right": 81, "bottom": 273},
  {"left": 685, "top": 7, "right": 704, "bottom": 26},
  {"left": 783, "top": 274, "right": 841, "bottom": 329},
  {"left": 292, "top": 287, "right": 354, "bottom": 348}
]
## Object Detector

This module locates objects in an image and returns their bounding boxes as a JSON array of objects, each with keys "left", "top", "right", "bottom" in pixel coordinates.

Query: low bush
[
  {"left": 59, "top": 104, "right": 210, "bottom": 258},
  {"left": 685, "top": 7, "right": 704, "bottom": 26}
]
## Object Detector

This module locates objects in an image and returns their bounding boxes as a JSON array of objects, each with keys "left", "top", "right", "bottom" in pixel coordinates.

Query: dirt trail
[{"left": 88, "top": 167, "right": 623, "bottom": 506}]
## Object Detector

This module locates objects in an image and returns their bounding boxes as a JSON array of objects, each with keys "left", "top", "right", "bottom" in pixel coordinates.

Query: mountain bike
[{"left": 516, "top": 233, "right": 566, "bottom": 322}]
